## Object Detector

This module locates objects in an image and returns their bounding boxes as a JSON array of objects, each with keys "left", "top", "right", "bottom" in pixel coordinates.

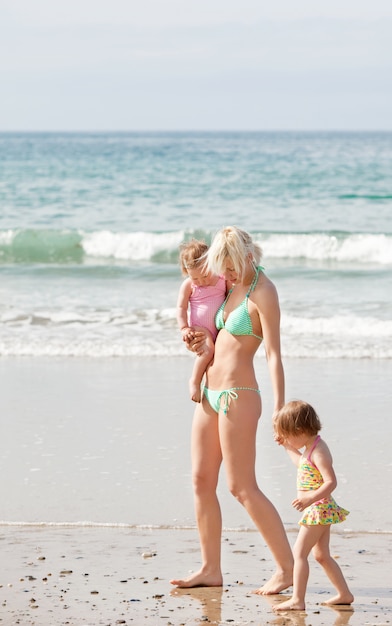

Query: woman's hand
[{"left": 189, "top": 330, "right": 206, "bottom": 356}]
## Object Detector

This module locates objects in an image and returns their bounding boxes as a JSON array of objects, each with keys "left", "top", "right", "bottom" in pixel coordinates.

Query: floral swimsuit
[{"left": 297, "top": 435, "right": 349, "bottom": 526}]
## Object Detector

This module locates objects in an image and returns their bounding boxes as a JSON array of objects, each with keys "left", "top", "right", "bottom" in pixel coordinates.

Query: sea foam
[{"left": 1, "top": 228, "right": 391, "bottom": 265}]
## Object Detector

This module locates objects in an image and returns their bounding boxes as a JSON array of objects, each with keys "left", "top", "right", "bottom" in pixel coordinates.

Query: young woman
[{"left": 171, "top": 226, "right": 293, "bottom": 594}]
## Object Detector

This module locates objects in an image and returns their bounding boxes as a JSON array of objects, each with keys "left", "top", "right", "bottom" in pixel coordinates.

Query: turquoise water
[
  {"left": 2, "top": 131, "right": 392, "bottom": 232},
  {"left": 1, "top": 131, "right": 391, "bottom": 358}
]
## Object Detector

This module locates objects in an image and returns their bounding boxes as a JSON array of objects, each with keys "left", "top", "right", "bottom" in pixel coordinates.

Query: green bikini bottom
[{"left": 203, "top": 386, "right": 260, "bottom": 415}]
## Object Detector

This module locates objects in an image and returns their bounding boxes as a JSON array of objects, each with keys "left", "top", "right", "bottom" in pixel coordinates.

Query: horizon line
[{"left": 1, "top": 128, "right": 392, "bottom": 134}]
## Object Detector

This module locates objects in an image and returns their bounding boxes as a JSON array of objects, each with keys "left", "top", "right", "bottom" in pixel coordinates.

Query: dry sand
[{"left": 1, "top": 525, "right": 391, "bottom": 625}]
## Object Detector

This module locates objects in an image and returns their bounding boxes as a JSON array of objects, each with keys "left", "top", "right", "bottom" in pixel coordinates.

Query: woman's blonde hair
[
  {"left": 274, "top": 400, "right": 322, "bottom": 438},
  {"left": 179, "top": 239, "right": 209, "bottom": 276},
  {"left": 207, "top": 226, "right": 262, "bottom": 278}
]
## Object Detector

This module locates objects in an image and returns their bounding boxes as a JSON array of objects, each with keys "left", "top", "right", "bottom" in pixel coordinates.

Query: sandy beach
[
  {"left": 1, "top": 355, "right": 391, "bottom": 623},
  {"left": 0, "top": 525, "right": 391, "bottom": 625}
]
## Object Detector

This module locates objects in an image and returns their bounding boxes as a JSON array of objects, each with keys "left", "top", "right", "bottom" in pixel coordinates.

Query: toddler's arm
[
  {"left": 274, "top": 434, "right": 302, "bottom": 467},
  {"left": 292, "top": 439, "right": 338, "bottom": 511},
  {"left": 176, "top": 278, "right": 193, "bottom": 341},
  {"left": 284, "top": 444, "right": 302, "bottom": 467}
]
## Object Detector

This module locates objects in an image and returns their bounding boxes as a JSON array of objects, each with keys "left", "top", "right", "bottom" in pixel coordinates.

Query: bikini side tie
[
  {"left": 222, "top": 389, "right": 239, "bottom": 415},
  {"left": 219, "top": 387, "right": 261, "bottom": 415}
]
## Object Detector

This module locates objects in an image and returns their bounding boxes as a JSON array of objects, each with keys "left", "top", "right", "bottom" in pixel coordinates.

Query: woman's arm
[{"left": 257, "top": 279, "right": 285, "bottom": 413}]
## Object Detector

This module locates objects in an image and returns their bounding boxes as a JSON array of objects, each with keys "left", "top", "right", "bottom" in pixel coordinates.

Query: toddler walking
[
  {"left": 273, "top": 400, "right": 354, "bottom": 610},
  {"left": 177, "top": 239, "right": 226, "bottom": 402}
]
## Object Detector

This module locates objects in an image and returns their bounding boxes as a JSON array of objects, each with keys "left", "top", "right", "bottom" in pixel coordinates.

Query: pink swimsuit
[{"left": 189, "top": 275, "right": 226, "bottom": 340}]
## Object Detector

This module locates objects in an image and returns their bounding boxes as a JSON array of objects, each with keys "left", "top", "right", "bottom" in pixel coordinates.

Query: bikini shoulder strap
[
  {"left": 247, "top": 266, "right": 260, "bottom": 296},
  {"left": 307, "top": 434, "right": 321, "bottom": 461}
]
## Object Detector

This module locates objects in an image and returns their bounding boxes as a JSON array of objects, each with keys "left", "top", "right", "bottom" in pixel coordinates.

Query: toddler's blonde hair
[
  {"left": 179, "top": 239, "right": 209, "bottom": 276},
  {"left": 274, "top": 400, "right": 322, "bottom": 438}
]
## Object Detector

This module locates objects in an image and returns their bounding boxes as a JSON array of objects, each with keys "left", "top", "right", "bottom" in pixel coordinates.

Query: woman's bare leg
[
  {"left": 219, "top": 391, "right": 293, "bottom": 595},
  {"left": 170, "top": 400, "right": 223, "bottom": 587},
  {"left": 314, "top": 527, "right": 354, "bottom": 605}
]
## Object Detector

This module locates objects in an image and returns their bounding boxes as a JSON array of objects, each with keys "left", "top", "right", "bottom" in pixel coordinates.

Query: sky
[{"left": 1, "top": 0, "right": 392, "bottom": 131}]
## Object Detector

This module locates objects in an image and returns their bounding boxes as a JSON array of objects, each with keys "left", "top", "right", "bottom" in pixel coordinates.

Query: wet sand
[
  {"left": 0, "top": 356, "right": 390, "bottom": 530},
  {"left": 1, "top": 525, "right": 391, "bottom": 625}
]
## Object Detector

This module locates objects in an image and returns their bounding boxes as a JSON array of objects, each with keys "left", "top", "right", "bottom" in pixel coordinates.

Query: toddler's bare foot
[
  {"left": 321, "top": 592, "right": 354, "bottom": 606},
  {"left": 189, "top": 380, "right": 201, "bottom": 403},
  {"left": 170, "top": 568, "right": 223, "bottom": 588},
  {"left": 273, "top": 598, "right": 306, "bottom": 611},
  {"left": 253, "top": 571, "right": 293, "bottom": 595}
]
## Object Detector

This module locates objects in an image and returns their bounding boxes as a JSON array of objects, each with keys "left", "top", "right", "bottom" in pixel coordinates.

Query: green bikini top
[{"left": 215, "top": 267, "right": 263, "bottom": 341}]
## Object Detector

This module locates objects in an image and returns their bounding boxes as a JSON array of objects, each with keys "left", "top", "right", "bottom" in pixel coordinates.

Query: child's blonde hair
[
  {"left": 274, "top": 400, "right": 322, "bottom": 438},
  {"left": 179, "top": 239, "right": 209, "bottom": 276},
  {"left": 207, "top": 226, "right": 262, "bottom": 278}
]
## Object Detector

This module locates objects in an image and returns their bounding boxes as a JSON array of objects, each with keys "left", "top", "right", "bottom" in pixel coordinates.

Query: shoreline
[{"left": 1, "top": 520, "right": 391, "bottom": 535}]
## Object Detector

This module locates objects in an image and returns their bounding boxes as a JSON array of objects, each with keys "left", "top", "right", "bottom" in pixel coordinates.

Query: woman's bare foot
[
  {"left": 189, "top": 380, "right": 201, "bottom": 403},
  {"left": 252, "top": 571, "right": 293, "bottom": 595},
  {"left": 321, "top": 592, "right": 354, "bottom": 606},
  {"left": 273, "top": 597, "right": 306, "bottom": 611},
  {"left": 170, "top": 568, "right": 223, "bottom": 588}
]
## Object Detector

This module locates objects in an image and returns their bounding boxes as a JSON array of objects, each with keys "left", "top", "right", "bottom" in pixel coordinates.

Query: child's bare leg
[
  {"left": 189, "top": 328, "right": 214, "bottom": 403},
  {"left": 313, "top": 527, "right": 354, "bottom": 606},
  {"left": 274, "top": 525, "right": 324, "bottom": 611}
]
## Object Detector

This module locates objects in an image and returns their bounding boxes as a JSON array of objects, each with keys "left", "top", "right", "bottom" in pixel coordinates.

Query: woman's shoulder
[{"left": 253, "top": 272, "right": 278, "bottom": 304}]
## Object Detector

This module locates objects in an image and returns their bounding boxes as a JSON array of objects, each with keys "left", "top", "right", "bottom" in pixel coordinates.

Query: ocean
[{"left": 1, "top": 131, "right": 391, "bottom": 360}]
